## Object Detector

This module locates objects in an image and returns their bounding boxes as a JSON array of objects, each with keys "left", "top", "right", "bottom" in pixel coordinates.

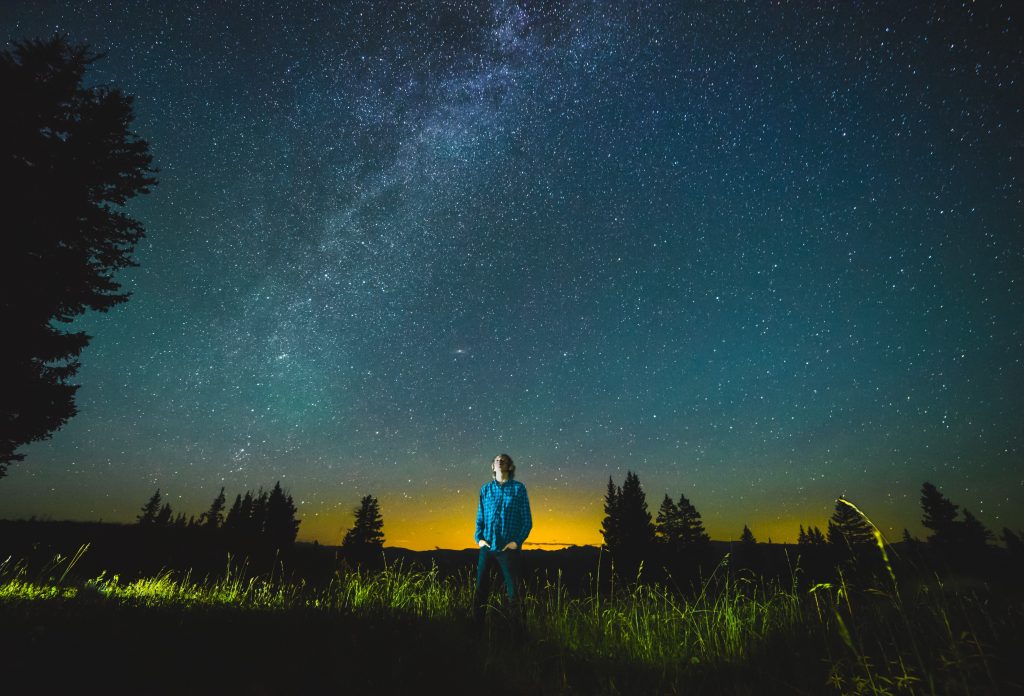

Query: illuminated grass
[{"left": 1, "top": 546, "right": 1019, "bottom": 694}]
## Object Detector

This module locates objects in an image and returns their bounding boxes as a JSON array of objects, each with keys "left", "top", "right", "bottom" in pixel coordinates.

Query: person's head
[{"left": 491, "top": 453, "right": 515, "bottom": 480}]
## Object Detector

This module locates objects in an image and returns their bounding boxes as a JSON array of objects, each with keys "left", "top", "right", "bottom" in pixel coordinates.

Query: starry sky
[{"left": 1, "top": 1, "right": 1021, "bottom": 550}]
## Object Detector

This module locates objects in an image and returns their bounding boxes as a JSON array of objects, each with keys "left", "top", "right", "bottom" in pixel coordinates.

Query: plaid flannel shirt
[{"left": 475, "top": 479, "right": 532, "bottom": 550}]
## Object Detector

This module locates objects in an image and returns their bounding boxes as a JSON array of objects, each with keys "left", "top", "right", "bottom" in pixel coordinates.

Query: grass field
[{"left": 1, "top": 545, "right": 1021, "bottom": 695}]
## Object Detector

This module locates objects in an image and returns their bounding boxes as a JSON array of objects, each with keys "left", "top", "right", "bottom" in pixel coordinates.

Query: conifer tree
[
  {"left": 740, "top": 525, "right": 756, "bottom": 546},
  {"left": 239, "top": 491, "right": 255, "bottom": 537},
  {"left": 223, "top": 493, "right": 243, "bottom": 534},
  {"left": 266, "top": 481, "right": 300, "bottom": 550},
  {"left": 617, "top": 471, "right": 655, "bottom": 553},
  {"left": 960, "top": 509, "right": 993, "bottom": 549},
  {"left": 200, "top": 487, "right": 226, "bottom": 530},
  {"left": 806, "top": 526, "right": 826, "bottom": 545},
  {"left": 342, "top": 495, "right": 385, "bottom": 558},
  {"left": 0, "top": 36, "right": 157, "bottom": 476},
  {"left": 655, "top": 494, "right": 681, "bottom": 548},
  {"left": 251, "top": 489, "right": 269, "bottom": 536},
  {"left": 828, "top": 498, "right": 874, "bottom": 549},
  {"left": 137, "top": 489, "right": 161, "bottom": 525},
  {"left": 676, "top": 493, "right": 709, "bottom": 547},
  {"left": 600, "top": 476, "right": 621, "bottom": 552},
  {"left": 155, "top": 502, "right": 172, "bottom": 527},
  {"left": 920, "top": 482, "right": 959, "bottom": 545}
]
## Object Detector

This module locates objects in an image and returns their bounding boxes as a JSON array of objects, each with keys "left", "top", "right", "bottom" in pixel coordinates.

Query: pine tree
[
  {"left": 239, "top": 491, "right": 255, "bottom": 538},
  {"left": 137, "top": 489, "right": 161, "bottom": 526},
  {"left": 266, "top": 481, "right": 300, "bottom": 550},
  {"left": 600, "top": 476, "right": 621, "bottom": 552},
  {"left": 0, "top": 36, "right": 157, "bottom": 476},
  {"left": 200, "top": 487, "right": 226, "bottom": 530},
  {"left": 675, "top": 493, "right": 709, "bottom": 547},
  {"left": 828, "top": 498, "right": 874, "bottom": 550},
  {"left": 655, "top": 494, "right": 681, "bottom": 549},
  {"left": 342, "top": 495, "right": 385, "bottom": 559},
  {"left": 960, "top": 509, "right": 993, "bottom": 549},
  {"left": 740, "top": 525, "right": 756, "bottom": 546},
  {"left": 618, "top": 471, "right": 655, "bottom": 553},
  {"left": 251, "top": 489, "right": 269, "bottom": 536},
  {"left": 223, "top": 493, "right": 243, "bottom": 534},
  {"left": 920, "top": 482, "right": 959, "bottom": 545},
  {"left": 806, "top": 526, "right": 826, "bottom": 545},
  {"left": 797, "top": 525, "right": 808, "bottom": 545},
  {"left": 155, "top": 502, "right": 172, "bottom": 527}
]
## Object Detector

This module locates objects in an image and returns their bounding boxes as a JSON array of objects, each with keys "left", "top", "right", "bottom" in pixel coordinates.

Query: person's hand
[
  {"left": 478, "top": 539, "right": 490, "bottom": 548},
  {"left": 502, "top": 541, "right": 518, "bottom": 551}
]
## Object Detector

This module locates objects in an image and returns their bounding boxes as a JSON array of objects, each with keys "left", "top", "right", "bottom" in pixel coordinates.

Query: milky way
[{"left": 1, "top": 1, "right": 1021, "bottom": 549}]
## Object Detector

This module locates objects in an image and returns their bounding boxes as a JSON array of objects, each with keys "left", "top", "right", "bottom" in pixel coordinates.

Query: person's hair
[{"left": 492, "top": 453, "right": 515, "bottom": 480}]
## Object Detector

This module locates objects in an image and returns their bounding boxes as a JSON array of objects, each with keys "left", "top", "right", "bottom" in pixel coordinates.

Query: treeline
[
  {"left": 135, "top": 482, "right": 300, "bottom": 553},
  {"left": 599, "top": 472, "right": 1021, "bottom": 583}
]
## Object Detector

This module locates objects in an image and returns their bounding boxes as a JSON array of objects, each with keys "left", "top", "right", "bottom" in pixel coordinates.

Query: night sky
[{"left": 1, "top": 1, "right": 1021, "bottom": 550}]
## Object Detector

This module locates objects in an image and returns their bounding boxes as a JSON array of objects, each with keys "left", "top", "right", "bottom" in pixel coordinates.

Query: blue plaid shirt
[{"left": 475, "top": 479, "right": 532, "bottom": 550}]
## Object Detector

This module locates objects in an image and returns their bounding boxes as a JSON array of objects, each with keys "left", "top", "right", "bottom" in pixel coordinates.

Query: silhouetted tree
[
  {"left": 740, "top": 525, "right": 756, "bottom": 546},
  {"left": 655, "top": 495, "right": 681, "bottom": 547},
  {"left": 676, "top": 494, "right": 709, "bottom": 547},
  {"left": 265, "top": 481, "right": 300, "bottom": 550},
  {"left": 618, "top": 472, "right": 655, "bottom": 551},
  {"left": 341, "top": 495, "right": 384, "bottom": 560},
  {"left": 920, "top": 482, "right": 959, "bottom": 546},
  {"left": 598, "top": 474, "right": 618, "bottom": 552},
  {"left": 137, "top": 489, "right": 162, "bottom": 526},
  {"left": 960, "top": 509, "right": 993, "bottom": 550},
  {"left": 223, "top": 494, "right": 244, "bottom": 536},
  {"left": 251, "top": 489, "right": 269, "bottom": 536},
  {"left": 200, "top": 487, "right": 226, "bottom": 530},
  {"left": 600, "top": 477, "right": 621, "bottom": 551},
  {"left": 601, "top": 472, "right": 655, "bottom": 578},
  {"left": 827, "top": 498, "right": 874, "bottom": 550},
  {"left": 798, "top": 524, "right": 827, "bottom": 546},
  {"left": 0, "top": 35, "right": 156, "bottom": 476},
  {"left": 155, "top": 502, "right": 172, "bottom": 527}
]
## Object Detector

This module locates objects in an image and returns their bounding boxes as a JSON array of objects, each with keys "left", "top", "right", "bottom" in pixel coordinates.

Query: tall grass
[{"left": 1, "top": 544, "right": 1019, "bottom": 694}]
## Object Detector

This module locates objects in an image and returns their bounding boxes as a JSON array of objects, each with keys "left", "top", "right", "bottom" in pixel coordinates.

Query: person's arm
[
  {"left": 475, "top": 488, "right": 489, "bottom": 547},
  {"left": 518, "top": 485, "right": 532, "bottom": 547}
]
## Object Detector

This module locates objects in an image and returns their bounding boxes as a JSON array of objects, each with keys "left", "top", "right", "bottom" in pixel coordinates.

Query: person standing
[{"left": 474, "top": 453, "right": 532, "bottom": 627}]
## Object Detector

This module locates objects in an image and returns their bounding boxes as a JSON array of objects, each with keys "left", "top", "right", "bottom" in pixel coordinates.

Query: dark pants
[{"left": 474, "top": 547, "right": 522, "bottom": 625}]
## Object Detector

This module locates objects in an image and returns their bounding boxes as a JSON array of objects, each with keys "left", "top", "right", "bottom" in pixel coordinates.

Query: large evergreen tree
[
  {"left": 137, "top": 489, "right": 162, "bottom": 526},
  {"left": 920, "top": 482, "right": 959, "bottom": 545},
  {"left": 675, "top": 493, "right": 709, "bottom": 547},
  {"left": 341, "top": 495, "right": 385, "bottom": 558},
  {"left": 827, "top": 498, "right": 874, "bottom": 549},
  {"left": 0, "top": 35, "right": 156, "bottom": 476},
  {"left": 960, "top": 509, "right": 993, "bottom": 549},
  {"left": 600, "top": 476, "right": 621, "bottom": 552},
  {"left": 155, "top": 502, "right": 172, "bottom": 527},
  {"left": 265, "top": 481, "right": 300, "bottom": 550},
  {"left": 657, "top": 492, "right": 709, "bottom": 553},
  {"left": 200, "top": 487, "right": 226, "bottom": 530},
  {"left": 599, "top": 472, "right": 655, "bottom": 578},
  {"left": 655, "top": 495, "right": 682, "bottom": 549},
  {"left": 614, "top": 472, "right": 655, "bottom": 560}
]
